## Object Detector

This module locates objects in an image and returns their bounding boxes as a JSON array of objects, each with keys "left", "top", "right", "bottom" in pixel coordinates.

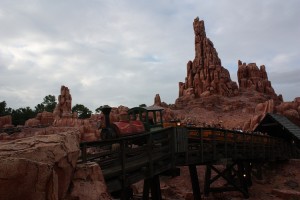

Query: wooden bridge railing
[
  {"left": 79, "top": 126, "right": 298, "bottom": 192},
  {"left": 79, "top": 127, "right": 175, "bottom": 192},
  {"left": 176, "top": 127, "right": 295, "bottom": 166}
]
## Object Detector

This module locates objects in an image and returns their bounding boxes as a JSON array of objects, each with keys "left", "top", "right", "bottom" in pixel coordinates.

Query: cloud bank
[{"left": 0, "top": 0, "right": 299, "bottom": 111}]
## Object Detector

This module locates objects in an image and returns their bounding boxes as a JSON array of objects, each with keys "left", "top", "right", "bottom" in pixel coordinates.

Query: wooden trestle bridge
[{"left": 80, "top": 126, "right": 300, "bottom": 200}]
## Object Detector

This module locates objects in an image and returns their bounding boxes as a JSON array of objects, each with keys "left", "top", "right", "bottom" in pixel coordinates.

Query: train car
[
  {"left": 100, "top": 105, "right": 168, "bottom": 139},
  {"left": 100, "top": 105, "right": 273, "bottom": 148}
]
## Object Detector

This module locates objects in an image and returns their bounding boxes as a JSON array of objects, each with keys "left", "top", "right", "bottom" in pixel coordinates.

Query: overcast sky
[{"left": 1, "top": 0, "right": 299, "bottom": 112}]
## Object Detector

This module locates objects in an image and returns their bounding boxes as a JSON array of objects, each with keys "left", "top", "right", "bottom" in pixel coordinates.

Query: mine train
[{"left": 99, "top": 105, "right": 289, "bottom": 145}]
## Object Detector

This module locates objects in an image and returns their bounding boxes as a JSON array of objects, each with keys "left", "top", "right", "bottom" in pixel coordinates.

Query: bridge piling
[
  {"left": 189, "top": 164, "right": 201, "bottom": 200},
  {"left": 142, "top": 175, "right": 162, "bottom": 200}
]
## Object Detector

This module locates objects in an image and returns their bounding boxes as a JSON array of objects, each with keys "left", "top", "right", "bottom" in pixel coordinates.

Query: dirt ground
[{"left": 132, "top": 160, "right": 300, "bottom": 200}]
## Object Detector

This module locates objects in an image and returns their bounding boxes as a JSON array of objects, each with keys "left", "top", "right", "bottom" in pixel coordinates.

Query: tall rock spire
[{"left": 178, "top": 18, "right": 238, "bottom": 100}]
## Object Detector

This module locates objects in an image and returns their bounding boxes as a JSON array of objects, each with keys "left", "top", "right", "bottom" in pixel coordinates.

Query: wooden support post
[
  {"left": 189, "top": 165, "right": 201, "bottom": 200},
  {"left": 237, "top": 162, "right": 249, "bottom": 198},
  {"left": 151, "top": 175, "right": 162, "bottom": 200},
  {"left": 143, "top": 178, "right": 151, "bottom": 200},
  {"left": 245, "top": 162, "right": 252, "bottom": 187},
  {"left": 204, "top": 165, "right": 212, "bottom": 197}
]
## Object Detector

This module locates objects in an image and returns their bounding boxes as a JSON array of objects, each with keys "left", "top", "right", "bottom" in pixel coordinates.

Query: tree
[
  {"left": 0, "top": 101, "right": 12, "bottom": 116},
  {"left": 72, "top": 104, "right": 92, "bottom": 119},
  {"left": 11, "top": 107, "right": 36, "bottom": 125},
  {"left": 95, "top": 105, "right": 110, "bottom": 113},
  {"left": 35, "top": 103, "right": 45, "bottom": 113},
  {"left": 33, "top": 95, "right": 57, "bottom": 113},
  {"left": 42, "top": 95, "right": 57, "bottom": 112},
  {"left": 95, "top": 106, "right": 102, "bottom": 113}
]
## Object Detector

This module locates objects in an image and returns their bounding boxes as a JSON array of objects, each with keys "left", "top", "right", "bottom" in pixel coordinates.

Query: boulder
[
  {"left": 25, "top": 118, "right": 40, "bottom": 127},
  {"left": 0, "top": 115, "right": 12, "bottom": 128},
  {"left": 283, "top": 109, "right": 300, "bottom": 119},
  {"left": 0, "top": 130, "right": 80, "bottom": 200},
  {"left": 67, "top": 162, "right": 112, "bottom": 200}
]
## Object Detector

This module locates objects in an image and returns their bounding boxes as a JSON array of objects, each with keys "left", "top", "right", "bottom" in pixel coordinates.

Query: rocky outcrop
[
  {"left": 67, "top": 162, "right": 112, "bottom": 200},
  {"left": 276, "top": 97, "right": 300, "bottom": 127},
  {"left": 243, "top": 99, "right": 275, "bottom": 130},
  {"left": 25, "top": 111, "right": 54, "bottom": 127},
  {"left": 176, "top": 17, "right": 238, "bottom": 108},
  {"left": 53, "top": 85, "right": 73, "bottom": 119},
  {"left": 53, "top": 118, "right": 100, "bottom": 141},
  {"left": 0, "top": 115, "right": 12, "bottom": 128},
  {"left": 243, "top": 97, "right": 300, "bottom": 131},
  {"left": 0, "top": 131, "right": 80, "bottom": 200},
  {"left": 154, "top": 94, "right": 162, "bottom": 106},
  {"left": 50, "top": 85, "right": 101, "bottom": 142},
  {"left": 237, "top": 60, "right": 280, "bottom": 100}
]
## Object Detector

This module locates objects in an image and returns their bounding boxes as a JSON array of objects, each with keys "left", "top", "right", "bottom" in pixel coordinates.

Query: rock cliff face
[
  {"left": 176, "top": 17, "right": 239, "bottom": 108},
  {"left": 0, "top": 130, "right": 112, "bottom": 200},
  {"left": 0, "top": 131, "right": 80, "bottom": 200}
]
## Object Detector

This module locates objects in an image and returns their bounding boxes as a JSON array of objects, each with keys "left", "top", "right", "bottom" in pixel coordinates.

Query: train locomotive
[{"left": 100, "top": 105, "right": 170, "bottom": 140}]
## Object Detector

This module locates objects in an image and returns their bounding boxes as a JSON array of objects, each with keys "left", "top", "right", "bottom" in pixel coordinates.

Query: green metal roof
[
  {"left": 255, "top": 113, "right": 300, "bottom": 142},
  {"left": 128, "top": 105, "right": 164, "bottom": 113}
]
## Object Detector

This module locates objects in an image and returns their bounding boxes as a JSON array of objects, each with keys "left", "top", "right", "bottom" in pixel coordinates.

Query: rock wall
[
  {"left": 0, "top": 130, "right": 112, "bottom": 200},
  {"left": 68, "top": 162, "right": 112, "bottom": 200},
  {"left": 0, "top": 131, "right": 80, "bottom": 200},
  {"left": 0, "top": 115, "right": 12, "bottom": 128},
  {"left": 177, "top": 17, "right": 238, "bottom": 106}
]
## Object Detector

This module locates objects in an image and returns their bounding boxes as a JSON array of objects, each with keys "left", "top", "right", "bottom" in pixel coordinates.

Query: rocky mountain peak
[{"left": 176, "top": 18, "right": 239, "bottom": 108}]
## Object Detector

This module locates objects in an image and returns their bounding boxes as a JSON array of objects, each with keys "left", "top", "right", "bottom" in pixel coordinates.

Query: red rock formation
[
  {"left": 53, "top": 85, "right": 73, "bottom": 119},
  {"left": 176, "top": 17, "right": 238, "bottom": 107},
  {"left": 154, "top": 94, "right": 162, "bottom": 106},
  {"left": 37, "top": 111, "right": 54, "bottom": 125},
  {"left": 0, "top": 131, "right": 80, "bottom": 200},
  {"left": 24, "top": 111, "right": 54, "bottom": 127},
  {"left": 243, "top": 99, "right": 275, "bottom": 130},
  {"left": 243, "top": 96, "right": 300, "bottom": 130},
  {"left": 237, "top": 60, "right": 280, "bottom": 100},
  {"left": 0, "top": 115, "right": 12, "bottom": 128},
  {"left": 68, "top": 162, "right": 112, "bottom": 200}
]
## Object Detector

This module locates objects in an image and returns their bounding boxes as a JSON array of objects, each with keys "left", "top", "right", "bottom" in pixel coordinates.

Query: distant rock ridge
[
  {"left": 176, "top": 17, "right": 239, "bottom": 106},
  {"left": 175, "top": 17, "right": 283, "bottom": 109}
]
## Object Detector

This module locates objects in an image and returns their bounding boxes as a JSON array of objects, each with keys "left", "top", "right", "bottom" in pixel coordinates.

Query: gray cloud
[{"left": 0, "top": 0, "right": 299, "bottom": 112}]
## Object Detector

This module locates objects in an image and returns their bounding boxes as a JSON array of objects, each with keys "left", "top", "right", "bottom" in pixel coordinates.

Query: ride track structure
[{"left": 79, "top": 126, "right": 299, "bottom": 200}]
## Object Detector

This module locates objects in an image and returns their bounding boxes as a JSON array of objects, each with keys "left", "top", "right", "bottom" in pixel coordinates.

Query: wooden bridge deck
[{"left": 79, "top": 126, "right": 299, "bottom": 198}]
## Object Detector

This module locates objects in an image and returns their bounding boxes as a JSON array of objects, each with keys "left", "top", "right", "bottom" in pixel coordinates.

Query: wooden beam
[{"left": 189, "top": 165, "right": 201, "bottom": 200}]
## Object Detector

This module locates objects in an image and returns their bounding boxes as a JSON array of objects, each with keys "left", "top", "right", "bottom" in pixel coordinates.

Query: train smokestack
[
  {"left": 100, "top": 105, "right": 116, "bottom": 139},
  {"left": 101, "top": 105, "right": 112, "bottom": 128}
]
